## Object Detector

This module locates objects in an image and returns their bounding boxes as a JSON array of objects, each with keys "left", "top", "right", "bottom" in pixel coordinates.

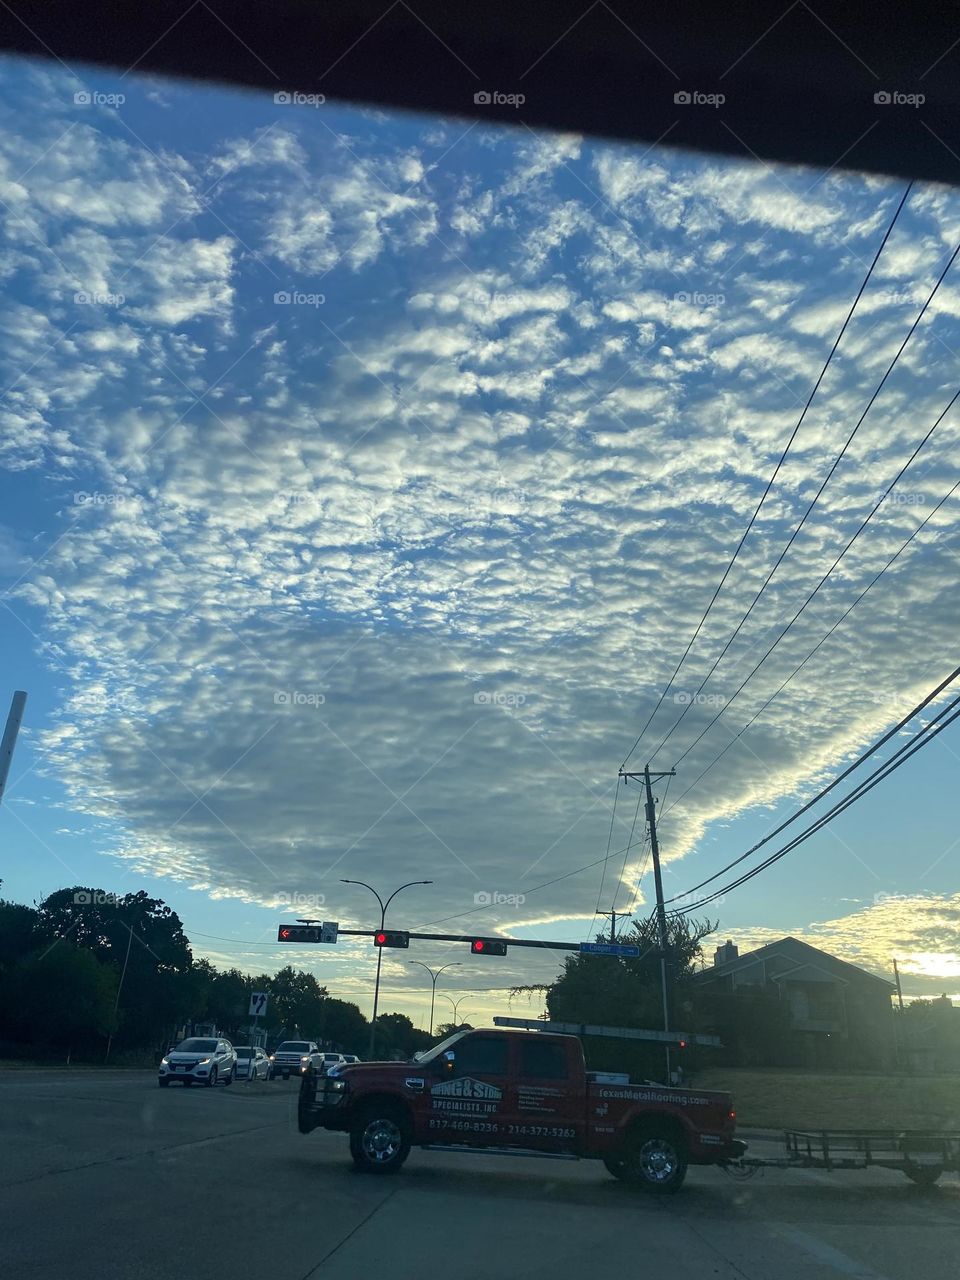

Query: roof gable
[{"left": 697, "top": 936, "right": 895, "bottom": 991}]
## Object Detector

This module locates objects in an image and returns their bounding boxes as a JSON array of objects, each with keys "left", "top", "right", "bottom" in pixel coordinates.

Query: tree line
[{"left": 0, "top": 884, "right": 436, "bottom": 1063}]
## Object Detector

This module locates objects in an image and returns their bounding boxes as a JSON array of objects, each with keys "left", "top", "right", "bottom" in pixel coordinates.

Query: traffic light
[
  {"left": 373, "top": 930, "right": 410, "bottom": 948},
  {"left": 277, "top": 924, "right": 321, "bottom": 942},
  {"left": 470, "top": 938, "right": 508, "bottom": 956}
]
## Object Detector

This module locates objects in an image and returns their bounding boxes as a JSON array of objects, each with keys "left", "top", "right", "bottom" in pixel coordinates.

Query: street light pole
[
  {"left": 408, "top": 960, "right": 461, "bottom": 1036},
  {"left": 340, "top": 879, "right": 433, "bottom": 1059},
  {"left": 440, "top": 993, "right": 472, "bottom": 1027}
]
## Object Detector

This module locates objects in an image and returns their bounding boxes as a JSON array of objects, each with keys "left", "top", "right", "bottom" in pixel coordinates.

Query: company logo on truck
[{"left": 432, "top": 1077, "right": 502, "bottom": 1100}]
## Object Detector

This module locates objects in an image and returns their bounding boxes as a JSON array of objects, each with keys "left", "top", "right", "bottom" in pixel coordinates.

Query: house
[{"left": 693, "top": 936, "right": 897, "bottom": 1069}]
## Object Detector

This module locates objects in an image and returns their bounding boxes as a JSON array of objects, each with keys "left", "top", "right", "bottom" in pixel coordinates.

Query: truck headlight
[{"left": 160, "top": 1057, "right": 170, "bottom": 1067}]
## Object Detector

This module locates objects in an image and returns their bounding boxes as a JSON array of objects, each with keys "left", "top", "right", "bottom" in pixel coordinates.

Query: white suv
[{"left": 159, "top": 1037, "right": 237, "bottom": 1087}]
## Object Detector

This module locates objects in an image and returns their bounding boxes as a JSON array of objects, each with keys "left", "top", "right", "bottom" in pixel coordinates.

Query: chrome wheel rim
[
  {"left": 638, "top": 1138, "right": 678, "bottom": 1183},
  {"left": 362, "top": 1118, "right": 402, "bottom": 1163}
]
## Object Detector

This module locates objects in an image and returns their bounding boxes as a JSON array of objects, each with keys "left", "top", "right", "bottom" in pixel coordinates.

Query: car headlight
[
  {"left": 160, "top": 1057, "right": 170, "bottom": 1066},
  {"left": 301, "top": 1055, "right": 311, "bottom": 1062},
  {"left": 269, "top": 1055, "right": 275, "bottom": 1061},
  {"left": 197, "top": 1058, "right": 211, "bottom": 1065}
]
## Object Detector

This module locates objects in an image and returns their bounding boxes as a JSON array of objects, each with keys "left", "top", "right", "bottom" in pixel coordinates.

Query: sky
[{"left": 0, "top": 54, "right": 959, "bottom": 1029}]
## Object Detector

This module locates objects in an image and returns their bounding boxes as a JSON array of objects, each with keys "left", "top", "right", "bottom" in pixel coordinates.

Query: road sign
[
  {"left": 249, "top": 992, "right": 268, "bottom": 1017},
  {"left": 320, "top": 921, "right": 338, "bottom": 944},
  {"left": 579, "top": 942, "right": 641, "bottom": 957}
]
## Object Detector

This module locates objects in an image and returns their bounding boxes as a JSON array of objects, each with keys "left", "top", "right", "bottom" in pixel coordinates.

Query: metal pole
[
  {"left": 0, "top": 690, "right": 27, "bottom": 805},
  {"left": 341, "top": 879, "right": 433, "bottom": 1060},
  {"left": 106, "top": 917, "right": 135, "bottom": 1063}
]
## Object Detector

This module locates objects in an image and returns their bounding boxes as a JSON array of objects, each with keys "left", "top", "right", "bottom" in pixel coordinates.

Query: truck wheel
[
  {"left": 620, "top": 1125, "right": 688, "bottom": 1193},
  {"left": 349, "top": 1104, "right": 411, "bottom": 1174},
  {"left": 905, "top": 1165, "right": 942, "bottom": 1186}
]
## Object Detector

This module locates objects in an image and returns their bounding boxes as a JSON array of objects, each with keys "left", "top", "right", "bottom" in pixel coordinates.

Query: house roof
[{"left": 695, "top": 936, "right": 895, "bottom": 992}]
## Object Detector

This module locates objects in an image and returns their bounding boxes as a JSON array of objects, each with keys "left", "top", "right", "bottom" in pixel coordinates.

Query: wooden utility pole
[{"left": 619, "top": 766, "right": 676, "bottom": 1081}]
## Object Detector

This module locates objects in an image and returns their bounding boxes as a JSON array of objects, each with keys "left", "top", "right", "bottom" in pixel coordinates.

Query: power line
[
  {"left": 594, "top": 769, "right": 621, "bottom": 912},
  {"left": 647, "top": 229, "right": 960, "bottom": 765},
  {"left": 620, "top": 181, "right": 914, "bottom": 770},
  {"left": 607, "top": 783, "right": 643, "bottom": 914},
  {"left": 665, "top": 661, "right": 960, "bottom": 909},
  {"left": 672, "top": 692, "right": 960, "bottom": 915},
  {"left": 670, "top": 380, "right": 960, "bottom": 767},
  {"left": 662, "top": 474, "right": 960, "bottom": 815}
]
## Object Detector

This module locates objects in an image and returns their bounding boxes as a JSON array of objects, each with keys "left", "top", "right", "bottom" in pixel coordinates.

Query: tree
[
  {"left": 0, "top": 899, "right": 39, "bottom": 970},
  {"left": 322, "top": 999, "right": 368, "bottom": 1053},
  {"left": 1, "top": 946, "right": 117, "bottom": 1054}
]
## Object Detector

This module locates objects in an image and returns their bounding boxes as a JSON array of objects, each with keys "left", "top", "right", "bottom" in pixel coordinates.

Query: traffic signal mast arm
[{"left": 277, "top": 924, "right": 649, "bottom": 952}]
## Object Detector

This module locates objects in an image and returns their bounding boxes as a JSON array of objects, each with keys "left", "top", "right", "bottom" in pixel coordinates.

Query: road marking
[{"left": 777, "top": 1227, "right": 892, "bottom": 1280}]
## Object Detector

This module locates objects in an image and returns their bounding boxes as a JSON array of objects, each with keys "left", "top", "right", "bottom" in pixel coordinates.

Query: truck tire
[
  {"left": 349, "top": 1103, "right": 412, "bottom": 1174},
  {"left": 616, "top": 1123, "right": 688, "bottom": 1193}
]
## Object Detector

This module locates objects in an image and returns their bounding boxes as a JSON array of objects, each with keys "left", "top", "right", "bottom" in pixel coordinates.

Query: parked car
[
  {"left": 158, "top": 1037, "right": 237, "bottom": 1088},
  {"left": 315, "top": 1051, "right": 347, "bottom": 1075},
  {"left": 269, "top": 1040, "right": 320, "bottom": 1079},
  {"left": 234, "top": 1045, "right": 269, "bottom": 1080},
  {"left": 341, "top": 1054, "right": 361, "bottom": 1065}
]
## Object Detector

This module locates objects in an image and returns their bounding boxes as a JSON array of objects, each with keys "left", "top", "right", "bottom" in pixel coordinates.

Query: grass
[{"left": 694, "top": 1067, "right": 960, "bottom": 1130}]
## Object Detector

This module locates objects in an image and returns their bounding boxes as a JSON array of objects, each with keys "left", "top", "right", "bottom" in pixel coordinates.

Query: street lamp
[
  {"left": 408, "top": 960, "right": 461, "bottom": 1037},
  {"left": 440, "top": 992, "right": 473, "bottom": 1027},
  {"left": 340, "top": 878, "right": 433, "bottom": 1059}
]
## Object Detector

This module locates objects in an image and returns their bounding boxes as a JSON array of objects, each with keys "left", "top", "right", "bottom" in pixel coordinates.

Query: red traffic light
[
  {"left": 373, "top": 930, "right": 409, "bottom": 948},
  {"left": 470, "top": 938, "right": 507, "bottom": 956},
  {"left": 280, "top": 927, "right": 291, "bottom": 940}
]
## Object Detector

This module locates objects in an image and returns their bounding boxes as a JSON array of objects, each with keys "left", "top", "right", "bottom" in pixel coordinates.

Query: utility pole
[
  {"left": 619, "top": 765, "right": 676, "bottom": 1083},
  {"left": 597, "top": 910, "right": 619, "bottom": 943},
  {"left": 892, "top": 958, "right": 904, "bottom": 1012}
]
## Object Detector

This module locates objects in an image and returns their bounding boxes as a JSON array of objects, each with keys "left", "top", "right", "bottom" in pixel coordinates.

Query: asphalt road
[{"left": 2, "top": 1070, "right": 958, "bottom": 1280}]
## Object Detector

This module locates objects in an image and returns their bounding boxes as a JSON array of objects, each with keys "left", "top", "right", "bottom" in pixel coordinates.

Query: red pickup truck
[{"left": 298, "top": 1027, "right": 744, "bottom": 1192}]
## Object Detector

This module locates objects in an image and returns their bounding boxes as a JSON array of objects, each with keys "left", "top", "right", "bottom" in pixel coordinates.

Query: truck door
[
  {"left": 509, "top": 1037, "right": 581, "bottom": 1153},
  {"left": 426, "top": 1033, "right": 512, "bottom": 1144}
]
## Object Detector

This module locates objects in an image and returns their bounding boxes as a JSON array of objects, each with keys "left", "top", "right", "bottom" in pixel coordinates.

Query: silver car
[
  {"left": 158, "top": 1037, "right": 237, "bottom": 1087},
  {"left": 234, "top": 1045, "right": 269, "bottom": 1080}
]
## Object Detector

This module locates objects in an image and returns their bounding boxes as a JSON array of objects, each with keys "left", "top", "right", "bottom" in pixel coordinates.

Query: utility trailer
[{"left": 736, "top": 1128, "right": 960, "bottom": 1186}]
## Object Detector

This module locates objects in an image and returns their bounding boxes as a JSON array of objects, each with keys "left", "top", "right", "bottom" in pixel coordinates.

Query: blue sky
[{"left": 1, "top": 55, "right": 959, "bottom": 1025}]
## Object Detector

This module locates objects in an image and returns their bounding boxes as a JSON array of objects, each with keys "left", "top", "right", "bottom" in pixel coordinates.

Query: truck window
[
  {"left": 454, "top": 1035, "right": 508, "bottom": 1076},
  {"left": 519, "top": 1040, "right": 568, "bottom": 1080}
]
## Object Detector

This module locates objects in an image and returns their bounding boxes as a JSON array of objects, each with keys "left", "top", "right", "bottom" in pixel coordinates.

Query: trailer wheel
[
  {"left": 619, "top": 1123, "right": 688, "bottom": 1193},
  {"left": 905, "top": 1165, "right": 943, "bottom": 1187},
  {"left": 349, "top": 1103, "right": 411, "bottom": 1174}
]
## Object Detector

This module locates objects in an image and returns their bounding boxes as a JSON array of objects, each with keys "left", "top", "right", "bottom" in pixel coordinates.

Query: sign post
[{"left": 248, "top": 991, "right": 268, "bottom": 1075}]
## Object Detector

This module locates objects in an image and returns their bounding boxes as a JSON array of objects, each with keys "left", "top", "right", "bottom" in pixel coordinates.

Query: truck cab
[{"left": 299, "top": 1027, "right": 743, "bottom": 1191}]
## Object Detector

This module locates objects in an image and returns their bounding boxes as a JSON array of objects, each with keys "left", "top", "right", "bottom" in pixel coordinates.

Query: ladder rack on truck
[{"left": 737, "top": 1129, "right": 960, "bottom": 1186}]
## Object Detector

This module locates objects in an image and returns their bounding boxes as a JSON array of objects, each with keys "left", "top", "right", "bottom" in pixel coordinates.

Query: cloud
[{"left": 1, "top": 59, "right": 959, "bottom": 997}]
